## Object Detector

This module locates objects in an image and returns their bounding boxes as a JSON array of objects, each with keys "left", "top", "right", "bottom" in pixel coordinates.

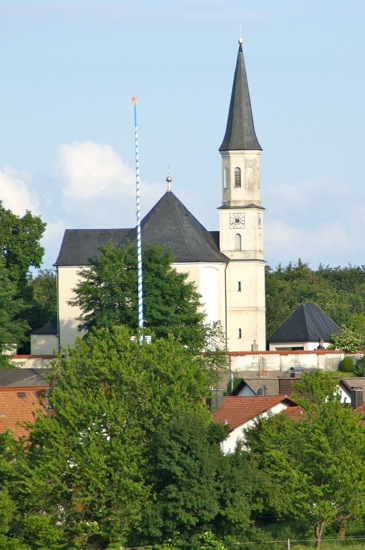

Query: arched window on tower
[
  {"left": 235, "top": 233, "right": 241, "bottom": 251},
  {"left": 234, "top": 167, "right": 241, "bottom": 188},
  {"left": 224, "top": 167, "right": 229, "bottom": 188}
]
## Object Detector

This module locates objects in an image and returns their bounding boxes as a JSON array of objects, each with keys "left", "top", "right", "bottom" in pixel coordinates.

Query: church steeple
[
  {"left": 218, "top": 37, "right": 266, "bottom": 353},
  {"left": 219, "top": 37, "right": 262, "bottom": 208},
  {"left": 220, "top": 38, "right": 261, "bottom": 152}
]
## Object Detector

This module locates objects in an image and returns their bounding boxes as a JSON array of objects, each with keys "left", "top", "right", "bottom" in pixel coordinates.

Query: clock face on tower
[{"left": 229, "top": 212, "right": 245, "bottom": 229}]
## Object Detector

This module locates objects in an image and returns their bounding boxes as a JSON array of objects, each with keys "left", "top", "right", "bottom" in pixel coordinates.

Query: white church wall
[
  {"left": 225, "top": 260, "right": 266, "bottom": 351},
  {"left": 173, "top": 262, "right": 227, "bottom": 332},
  {"left": 229, "top": 350, "right": 344, "bottom": 373},
  {"left": 58, "top": 266, "right": 86, "bottom": 350}
]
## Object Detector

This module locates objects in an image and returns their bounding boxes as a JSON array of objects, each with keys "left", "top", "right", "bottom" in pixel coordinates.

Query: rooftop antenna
[{"left": 132, "top": 97, "right": 144, "bottom": 333}]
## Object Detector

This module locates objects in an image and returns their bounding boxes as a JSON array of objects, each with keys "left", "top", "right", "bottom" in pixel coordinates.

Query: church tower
[{"left": 219, "top": 38, "right": 266, "bottom": 351}]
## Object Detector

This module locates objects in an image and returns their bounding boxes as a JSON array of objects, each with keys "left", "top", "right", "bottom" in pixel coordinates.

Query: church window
[
  {"left": 224, "top": 167, "right": 229, "bottom": 188},
  {"left": 238, "top": 281, "right": 241, "bottom": 292},
  {"left": 235, "top": 233, "right": 241, "bottom": 250},
  {"left": 238, "top": 328, "right": 242, "bottom": 339},
  {"left": 234, "top": 167, "right": 241, "bottom": 187}
]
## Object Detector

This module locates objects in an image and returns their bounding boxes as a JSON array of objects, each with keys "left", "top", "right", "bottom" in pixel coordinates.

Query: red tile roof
[
  {"left": 283, "top": 405, "right": 306, "bottom": 420},
  {"left": 212, "top": 395, "right": 297, "bottom": 430},
  {"left": 0, "top": 387, "right": 47, "bottom": 439}
]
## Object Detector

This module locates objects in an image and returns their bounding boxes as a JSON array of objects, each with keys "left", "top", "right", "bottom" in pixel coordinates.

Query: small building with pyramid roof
[
  {"left": 52, "top": 39, "right": 266, "bottom": 354},
  {"left": 267, "top": 302, "right": 341, "bottom": 351}
]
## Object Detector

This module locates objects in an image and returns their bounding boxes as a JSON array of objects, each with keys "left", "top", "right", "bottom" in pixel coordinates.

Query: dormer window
[{"left": 234, "top": 167, "right": 241, "bottom": 188}]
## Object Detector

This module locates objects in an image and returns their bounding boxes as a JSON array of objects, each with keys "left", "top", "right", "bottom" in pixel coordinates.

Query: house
[
  {"left": 230, "top": 372, "right": 304, "bottom": 397},
  {"left": 50, "top": 38, "right": 266, "bottom": 355},
  {"left": 338, "top": 378, "right": 365, "bottom": 406},
  {"left": 212, "top": 394, "right": 297, "bottom": 454},
  {"left": 0, "top": 388, "right": 48, "bottom": 439},
  {"left": 30, "top": 320, "right": 58, "bottom": 355},
  {"left": 267, "top": 302, "right": 341, "bottom": 351},
  {"left": 230, "top": 377, "right": 280, "bottom": 396},
  {"left": 0, "top": 368, "right": 50, "bottom": 439}
]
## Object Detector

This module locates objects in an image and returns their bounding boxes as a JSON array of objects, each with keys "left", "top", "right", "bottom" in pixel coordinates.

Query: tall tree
[
  {"left": 7, "top": 326, "right": 215, "bottom": 549},
  {"left": 0, "top": 202, "right": 46, "bottom": 356},
  {"left": 72, "top": 241, "right": 207, "bottom": 351},
  {"left": 245, "top": 371, "right": 365, "bottom": 548},
  {"left": 0, "top": 261, "right": 29, "bottom": 362},
  {"left": 0, "top": 203, "right": 45, "bottom": 289}
]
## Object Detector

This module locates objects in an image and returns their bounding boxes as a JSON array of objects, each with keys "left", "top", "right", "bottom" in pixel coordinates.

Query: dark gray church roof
[
  {"left": 128, "top": 191, "right": 228, "bottom": 263},
  {"left": 55, "top": 228, "right": 131, "bottom": 266},
  {"left": 267, "top": 302, "right": 341, "bottom": 343},
  {"left": 55, "top": 191, "right": 228, "bottom": 266},
  {"left": 219, "top": 41, "right": 262, "bottom": 152}
]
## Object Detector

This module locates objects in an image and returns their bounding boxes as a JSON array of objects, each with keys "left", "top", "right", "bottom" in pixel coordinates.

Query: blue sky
[{"left": 0, "top": 0, "right": 364, "bottom": 270}]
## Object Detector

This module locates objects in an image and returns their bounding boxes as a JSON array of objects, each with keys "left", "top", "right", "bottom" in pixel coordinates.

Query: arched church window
[
  {"left": 234, "top": 167, "right": 241, "bottom": 188},
  {"left": 235, "top": 233, "right": 241, "bottom": 251},
  {"left": 238, "top": 328, "right": 242, "bottom": 339},
  {"left": 224, "top": 167, "right": 229, "bottom": 188}
]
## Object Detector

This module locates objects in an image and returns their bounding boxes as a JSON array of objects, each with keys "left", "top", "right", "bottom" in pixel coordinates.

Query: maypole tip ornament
[{"left": 132, "top": 97, "right": 138, "bottom": 104}]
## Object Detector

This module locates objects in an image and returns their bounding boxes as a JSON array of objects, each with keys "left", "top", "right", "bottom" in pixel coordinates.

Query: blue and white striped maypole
[{"left": 132, "top": 97, "right": 144, "bottom": 332}]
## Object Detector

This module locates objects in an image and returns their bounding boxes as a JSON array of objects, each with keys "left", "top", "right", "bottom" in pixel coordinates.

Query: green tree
[
  {"left": 11, "top": 326, "right": 215, "bottom": 548},
  {"left": 0, "top": 262, "right": 29, "bottom": 363},
  {"left": 0, "top": 203, "right": 46, "bottom": 356},
  {"left": 0, "top": 203, "right": 45, "bottom": 289},
  {"left": 72, "top": 241, "right": 208, "bottom": 352},
  {"left": 331, "top": 326, "right": 363, "bottom": 353},
  {"left": 245, "top": 371, "right": 365, "bottom": 549},
  {"left": 140, "top": 409, "right": 226, "bottom": 548},
  {"left": 266, "top": 261, "right": 365, "bottom": 338}
]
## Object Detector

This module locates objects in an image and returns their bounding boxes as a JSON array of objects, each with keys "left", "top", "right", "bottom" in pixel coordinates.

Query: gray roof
[
  {"left": 128, "top": 191, "right": 228, "bottom": 263},
  {"left": 219, "top": 42, "right": 262, "bottom": 152},
  {"left": 267, "top": 302, "right": 341, "bottom": 344},
  {"left": 55, "top": 228, "right": 131, "bottom": 266},
  {"left": 55, "top": 191, "right": 228, "bottom": 267},
  {"left": 30, "top": 320, "right": 57, "bottom": 335},
  {"left": 340, "top": 378, "right": 365, "bottom": 394},
  {"left": 0, "top": 368, "right": 49, "bottom": 388},
  {"left": 232, "top": 378, "right": 280, "bottom": 396}
]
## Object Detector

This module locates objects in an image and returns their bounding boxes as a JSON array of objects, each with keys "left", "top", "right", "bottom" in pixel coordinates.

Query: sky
[{"left": 0, "top": 0, "right": 364, "bottom": 271}]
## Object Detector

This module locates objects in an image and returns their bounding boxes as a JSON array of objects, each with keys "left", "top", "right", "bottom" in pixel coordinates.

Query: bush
[
  {"left": 354, "top": 355, "right": 365, "bottom": 377},
  {"left": 338, "top": 356, "right": 354, "bottom": 373}
]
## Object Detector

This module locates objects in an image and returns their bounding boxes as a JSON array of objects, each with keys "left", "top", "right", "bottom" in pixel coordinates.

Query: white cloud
[
  {"left": 264, "top": 177, "right": 347, "bottom": 214},
  {"left": 263, "top": 175, "right": 365, "bottom": 267},
  {"left": 0, "top": 166, "right": 39, "bottom": 215},
  {"left": 57, "top": 140, "right": 135, "bottom": 202}
]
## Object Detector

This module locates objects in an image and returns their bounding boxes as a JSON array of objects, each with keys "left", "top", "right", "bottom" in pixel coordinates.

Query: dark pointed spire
[{"left": 219, "top": 38, "right": 262, "bottom": 152}]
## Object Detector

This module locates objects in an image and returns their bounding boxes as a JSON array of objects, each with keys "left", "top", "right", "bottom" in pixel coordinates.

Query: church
[{"left": 44, "top": 38, "right": 266, "bottom": 354}]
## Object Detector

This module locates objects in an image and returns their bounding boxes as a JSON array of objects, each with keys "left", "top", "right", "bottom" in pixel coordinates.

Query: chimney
[
  {"left": 350, "top": 387, "right": 363, "bottom": 409},
  {"left": 209, "top": 389, "right": 224, "bottom": 413}
]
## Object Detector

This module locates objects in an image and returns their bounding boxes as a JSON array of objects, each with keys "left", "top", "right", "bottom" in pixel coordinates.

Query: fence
[{"left": 118, "top": 537, "right": 365, "bottom": 549}]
